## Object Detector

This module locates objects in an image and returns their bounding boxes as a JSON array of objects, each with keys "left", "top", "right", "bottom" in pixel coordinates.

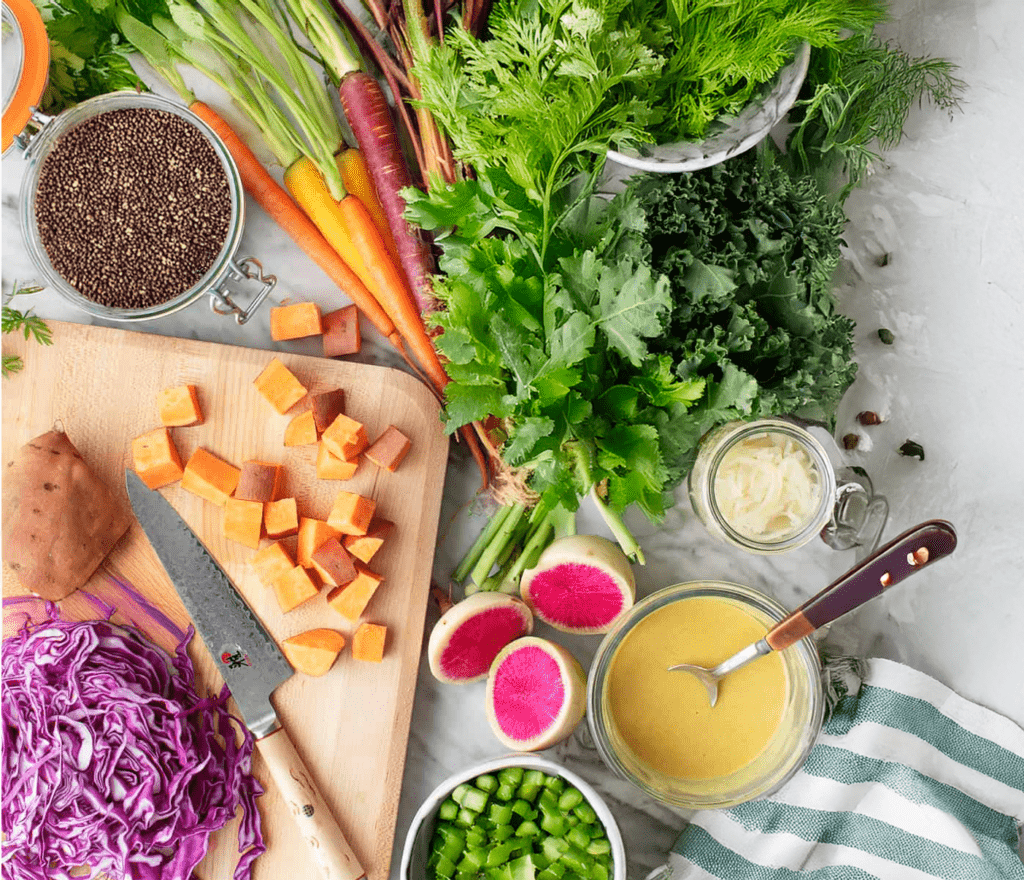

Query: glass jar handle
[
  {"left": 820, "top": 466, "right": 889, "bottom": 558},
  {"left": 207, "top": 256, "right": 276, "bottom": 325}
]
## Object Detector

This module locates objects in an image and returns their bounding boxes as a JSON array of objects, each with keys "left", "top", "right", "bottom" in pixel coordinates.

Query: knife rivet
[
  {"left": 302, "top": 804, "right": 315, "bottom": 817},
  {"left": 908, "top": 547, "right": 929, "bottom": 566}
]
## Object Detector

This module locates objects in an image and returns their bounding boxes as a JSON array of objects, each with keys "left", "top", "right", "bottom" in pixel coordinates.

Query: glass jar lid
[{"left": 2, "top": 0, "right": 49, "bottom": 155}]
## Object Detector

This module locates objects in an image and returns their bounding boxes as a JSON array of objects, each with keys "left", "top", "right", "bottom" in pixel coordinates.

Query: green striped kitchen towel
[{"left": 662, "top": 658, "right": 1024, "bottom": 879}]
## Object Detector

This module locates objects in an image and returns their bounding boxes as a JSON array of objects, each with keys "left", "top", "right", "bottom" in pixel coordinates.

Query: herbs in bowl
[{"left": 403, "top": 757, "right": 625, "bottom": 880}]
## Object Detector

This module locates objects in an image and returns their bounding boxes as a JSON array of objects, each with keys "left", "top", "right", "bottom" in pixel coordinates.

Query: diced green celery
[
  {"left": 441, "top": 835, "right": 465, "bottom": 863},
  {"left": 476, "top": 774, "right": 500, "bottom": 793},
  {"left": 572, "top": 803, "right": 597, "bottom": 825},
  {"left": 486, "top": 842, "right": 517, "bottom": 866},
  {"left": 557, "top": 788, "right": 583, "bottom": 811},
  {"left": 466, "top": 828, "right": 488, "bottom": 847},
  {"left": 511, "top": 799, "right": 536, "bottom": 819},
  {"left": 542, "top": 862, "right": 567, "bottom": 879},
  {"left": 499, "top": 767, "right": 524, "bottom": 786},
  {"left": 439, "top": 799, "right": 460, "bottom": 822},
  {"left": 452, "top": 783, "right": 471, "bottom": 805},
  {"left": 566, "top": 815, "right": 579, "bottom": 828},
  {"left": 455, "top": 871, "right": 475, "bottom": 880},
  {"left": 509, "top": 854, "right": 537, "bottom": 880},
  {"left": 538, "top": 790, "right": 559, "bottom": 816},
  {"left": 515, "top": 820, "right": 540, "bottom": 838},
  {"left": 586, "top": 838, "right": 610, "bottom": 856},
  {"left": 493, "top": 824, "right": 515, "bottom": 842},
  {"left": 435, "top": 855, "right": 457, "bottom": 878},
  {"left": 561, "top": 846, "right": 593, "bottom": 874},
  {"left": 543, "top": 776, "right": 565, "bottom": 795},
  {"left": 487, "top": 867, "right": 513, "bottom": 880},
  {"left": 541, "top": 836, "right": 569, "bottom": 862},
  {"left": 590, "top": 862, "right": 609, "bottom": 880},
  {"left": 540, "top": 812, "right": 565, "bottom": 837},
  {"left": 518, "top": 770, "right": 545, "bottom": 801},
  {"left": 524, "top": 770, "right": 545, "bottom": 787},
  {"left": 496, "top": 782, "right": 517, "bottom": 801},
  {"left": 462, "top": 786, "right": 490, "bottom": 813},
  {"left": 456, "top": 808, "right": 476, "bottom": 828},
  {"left": 490, "top": 803, "right": 514, "bottom": 825},
  {"left": 566, "top": 827, "right": 590, "bottom": 849}
]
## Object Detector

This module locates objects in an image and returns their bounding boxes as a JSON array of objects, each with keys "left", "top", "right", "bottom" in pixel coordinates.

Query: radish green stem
[
  {"left": 454, "top": 503, "right": 513, "bottom": 583},
  {"left": 470, "top": 502, "right": 526, "bottom": 587},
  {"left": 588, "top": 485, "right": 645, "bottom": 565}
]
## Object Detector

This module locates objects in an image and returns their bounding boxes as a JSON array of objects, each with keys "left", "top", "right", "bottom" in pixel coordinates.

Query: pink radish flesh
[
  {"left": 491, "top": 645, "right": 565, "bottom": 741},
  {"left": 527, "top": 563, "right": 624, "bottom": 629},
  {"left": 439, "top": 606, "right": 531, "bottom": 680}
]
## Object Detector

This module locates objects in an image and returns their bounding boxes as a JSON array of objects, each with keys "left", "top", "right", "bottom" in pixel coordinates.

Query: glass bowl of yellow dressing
[{"left": 587, "top": 581, "right": 824, "bottom": 810}]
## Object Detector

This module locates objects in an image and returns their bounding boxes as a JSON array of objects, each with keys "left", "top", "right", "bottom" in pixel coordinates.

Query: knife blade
[{"left": 125, "top": 469, "right": 366, "bottom": 880}]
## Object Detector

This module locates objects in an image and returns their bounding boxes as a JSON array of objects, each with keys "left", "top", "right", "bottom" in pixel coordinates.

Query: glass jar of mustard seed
[
  {"left": 14, "top": 90, "right": 276, "bottom": 324},
  {"left": 4, "top": 2, "right": 275, "bottom": 325}
]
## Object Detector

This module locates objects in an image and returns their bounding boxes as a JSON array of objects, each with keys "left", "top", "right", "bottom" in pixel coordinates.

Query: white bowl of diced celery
[{"left": 401, "top": 755, "right": 626, "bottom": 880}]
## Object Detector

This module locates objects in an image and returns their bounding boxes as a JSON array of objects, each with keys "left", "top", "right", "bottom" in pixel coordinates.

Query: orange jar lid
[{"left": 2, "top": 0, "right": 50, "bottom": 154}]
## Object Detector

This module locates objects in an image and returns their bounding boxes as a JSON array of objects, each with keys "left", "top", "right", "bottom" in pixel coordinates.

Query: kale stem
[
  {"left": 470, "top": 502, "right": 526, "bottom": 587},
  {"left": 454, "top": 504, "right": 513, "bottom": 583},
  {"left": 588, "top": 485, "right": 645, "bottom": 565}
]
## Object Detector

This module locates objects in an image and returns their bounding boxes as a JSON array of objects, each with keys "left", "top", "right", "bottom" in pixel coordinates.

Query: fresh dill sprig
[
  {"left": 785, "top": 33, "right": 966, "bottom": 192},
  {"left": 3, "top": 283, "right": 52, "bottom": 378}
]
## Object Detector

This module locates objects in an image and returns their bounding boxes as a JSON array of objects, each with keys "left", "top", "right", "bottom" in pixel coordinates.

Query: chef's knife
[{"left": 125, "top": 469, "right": 365, "bottom": 880}]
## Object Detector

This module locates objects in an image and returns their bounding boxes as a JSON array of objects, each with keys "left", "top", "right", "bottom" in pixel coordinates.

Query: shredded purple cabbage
[{"left": 2, "top": 618, "right": 265, "bottom": 880}]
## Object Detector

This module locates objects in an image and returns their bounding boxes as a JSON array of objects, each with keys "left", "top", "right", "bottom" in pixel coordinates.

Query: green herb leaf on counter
[
  {"left": 3, "top": 284, "right": 51, "bottom": 378},
  {"left": 898, "top": 439, "right": 926, "bottom": 461},
  {"left": 784, "top": 33, "right": 966, "bottom": 191},
  {"left": 32, "top": 0, "right": 157, "bottom": 114}
]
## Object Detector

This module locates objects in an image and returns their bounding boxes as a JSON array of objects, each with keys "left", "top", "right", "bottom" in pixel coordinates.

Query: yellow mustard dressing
[{"left": 607, "top": 595, "right": 787, "bottom": 781}]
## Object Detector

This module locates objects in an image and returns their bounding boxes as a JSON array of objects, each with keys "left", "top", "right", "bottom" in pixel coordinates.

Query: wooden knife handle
[{"left": 256, "top": 726, "right": 366, "bottom": 880}]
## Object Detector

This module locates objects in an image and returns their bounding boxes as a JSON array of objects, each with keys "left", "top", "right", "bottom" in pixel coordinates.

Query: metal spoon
[{"left": 668, "top": 519, "right": 957, "bottom": 706}]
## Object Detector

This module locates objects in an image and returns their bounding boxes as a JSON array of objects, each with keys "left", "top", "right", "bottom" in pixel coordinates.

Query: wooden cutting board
[{"left": 1, "top": 321, "right": 450, "bottom": 880}]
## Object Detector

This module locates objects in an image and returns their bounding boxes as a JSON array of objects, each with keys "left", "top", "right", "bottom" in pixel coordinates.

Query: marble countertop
[{"left": 3, "top": 0, "right": 1023, "bottom": 877}]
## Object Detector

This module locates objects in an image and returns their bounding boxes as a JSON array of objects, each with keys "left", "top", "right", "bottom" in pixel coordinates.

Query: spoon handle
[{"left": 765, "top": 519, "right": 957, "bottom": 651}]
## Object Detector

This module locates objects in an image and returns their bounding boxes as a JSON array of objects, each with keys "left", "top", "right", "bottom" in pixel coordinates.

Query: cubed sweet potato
[
  {"left": 132, "top": 426, "right": 184, "bottom": 489},
  {"left": 236, "top": 460, "right": 283, "bottom": 502},
  {"left": 281, "top": 629, "right": 346, "bottom": 676},
  {"left": 343, "top": 518, "right": 394, "bottom": 565},
  {"left": 310, "top": 388, "right": 346, "bottom": 434},
  {"left": 254, "top": 357, "right": 307, "bottom": 414},
  {"left": 273, "top": 565, "right": 319, "bottom": 613},
  {"left": 311, "top": 537, "right": 358, "bottom": 588},
  {"left": 352, "top": 622, "right": 386, "bottom": 663},
  {"left": 327, "top": 491, "right": 376, "bottom": 536},
  {"left": 296, "top": 517, "right": 340, "bottom": 568},
  {"left": 250, "top": 541, "right": 295, "bottom": 586},
  {"left": 2, "top": 429, "right": 132, "bottom": 601},
  {"left": 316, "top": 443, "right": 360, "bottom": 481},
  {"left": 181, "top": 447, "right": 240, "bottom": 506},
  {"left": 321, "top": 413, "right": 368, "bottom": 461},
  {"left": 270, "top": 302, "right": 323, "bottom": 341},
  {"left": 284, "top": 410, "right": 317, "bottom": 447},
  {"left": 157, "top": 384, "right": 204, "bottom": 427},
  {"left": 364, "top": 425, "right": 412, "bottom": 472},
  {"left": 325, "top": 562, "right": 384, "bottom": 621},
  {"left": 223, "top": 497, "right": 263, "bottom": 549},
  {"left": 322, "top": 304, "right": 361, "bottom": 358},
  {"left": 264, "top": 497, "right": 299, "bottom": 539}
]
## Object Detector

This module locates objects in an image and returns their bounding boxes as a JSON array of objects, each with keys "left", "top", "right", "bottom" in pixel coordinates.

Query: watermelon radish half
[
  {"left": 519, "top": 535, "right": 636, "bottom": 634},
  {"left": 485, "top": 636, "right": 587, "bottom": 751},
  {"left": 427, "top": 592, "right": 534, "bottom": 684}
]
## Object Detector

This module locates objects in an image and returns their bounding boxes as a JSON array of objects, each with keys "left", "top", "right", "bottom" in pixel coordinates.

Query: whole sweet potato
[{"left": 2, "top": 429, "right": 132, "bottom": 600}]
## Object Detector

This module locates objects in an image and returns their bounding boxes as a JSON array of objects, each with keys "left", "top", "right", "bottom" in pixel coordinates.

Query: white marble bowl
[
  {"left": 400, "top": 755, "right": 627, "bottom": 880},
  {"left": 607, "top": 42, "right": 811, "bottom": 174}
]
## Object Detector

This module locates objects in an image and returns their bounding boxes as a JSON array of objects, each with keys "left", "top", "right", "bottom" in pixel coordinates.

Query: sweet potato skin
[{"left": 2, "top": 429, "right": 132, "bottom": 601}]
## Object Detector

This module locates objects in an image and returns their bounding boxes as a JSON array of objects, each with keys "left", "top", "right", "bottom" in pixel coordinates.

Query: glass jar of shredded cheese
[{"left": 689, "top": 419, "right": 837, "bottom": 554}]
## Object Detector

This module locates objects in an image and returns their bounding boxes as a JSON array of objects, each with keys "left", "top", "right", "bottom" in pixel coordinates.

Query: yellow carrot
[{"left": 336, "top": 148, "right": 401, "bottom": 266}]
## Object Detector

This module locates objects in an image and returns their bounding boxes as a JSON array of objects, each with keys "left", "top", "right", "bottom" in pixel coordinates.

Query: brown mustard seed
[{"left": 34, "top": 106, "right": 232, "bottom": 310}]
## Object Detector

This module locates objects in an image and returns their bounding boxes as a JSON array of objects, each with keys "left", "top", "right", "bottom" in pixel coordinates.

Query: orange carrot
[
  {"left": 283, "top": 156, "right": 451, "bottom": 396},
  {"left": 189, "top": 101, "right": 405, "bottom": 355},
  {"left": 336, "top": 147, "right": 401, "bottom": 266}
]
